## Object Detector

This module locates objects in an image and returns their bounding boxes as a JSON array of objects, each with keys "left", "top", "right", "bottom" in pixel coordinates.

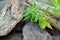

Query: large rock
[
  {"left": 0, "top": 0, "right": 25, "bottom": 36},
  {"left": 37, "top": 0, "right": 51, "bottom": 5},
  {"left": 13, "top": 21, "right": 26, "bottom": 32},
  {"left": 52, "top": 35, "right": 60, "bottom": 40},
  {"left": 0, "top": 0, "right": 9, "bottom": 11},
  {"left": 23, "top": 22, "right": 52, "bottom": 40},
  {"left": 1, "top": 32, "right": 23, "bottom": 40}
]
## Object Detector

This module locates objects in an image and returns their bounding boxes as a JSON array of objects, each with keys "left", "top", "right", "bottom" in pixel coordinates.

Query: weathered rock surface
[
  {"left": 37, "top": 0, "right": 51, "bottom": 5},
  {"left": 23, "top": 22, "right": 52, "bottom": 40},
  {"left": 52, "top": 35, "right": 60, "bottom": 40},
  {"left": 0, "top": 0, "right": 25, "bottom": 36},
  {"left": 0, "top": 32, "right": 23, "bottom": 40},
  {"left": 13, "top": 21, "right": 25, "bottom": 32},
  {"left": 0, "top": 0, "right": 9, "bottom": 11}
]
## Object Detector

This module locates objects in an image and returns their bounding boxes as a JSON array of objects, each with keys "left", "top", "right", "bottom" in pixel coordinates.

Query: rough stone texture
[
  {"left": 23, "top": 22, "right": 52, "bottom": 40},
  {"left": 36, "top": 0, "right": 51, "bottom": 5},
  {"left": 0, "top": 0, "right": 9, "bottom": 11},
  {"left": 13, "top": 21, "right": 26, "bottom": 32},
  {"left": 52, "top": 35, "right": 60, "bottom": 40},
  {"left": 0, "top": 32, "right": 23, "bottom": 40},
  {"left": 0, "top": 0, "right": 25, "bottom": 36}
]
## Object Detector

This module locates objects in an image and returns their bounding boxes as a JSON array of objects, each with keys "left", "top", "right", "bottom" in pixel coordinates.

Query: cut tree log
[
  {"left": 0, "top": 0, "right": 25, "bottom": 36},
  {"left": 25, "top": 0, "right": 60, "bottom": 31}
]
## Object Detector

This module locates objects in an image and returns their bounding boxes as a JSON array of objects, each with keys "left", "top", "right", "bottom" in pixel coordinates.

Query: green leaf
[
  {"left": 43, "top": 6, "right": 50, "bottom": 15},
  {"left": 38, "top": 13, "right": 43, "bottom": 20},
  {"left": 35, "top": 14, "right": 39, "bottom": 22},
  {"left": 58, "top": 0, "right": 60, "bottom": 2},
  {"left": 31, "top": 12, "right": 35, "bottom": 22},
  {"left": 23, "top": 15, "right": 31, "bottom": 21},
  {"left": 27, "top": 8, "right": 31, "bottom": 12},
  {"left": 54, "top": 8, "right": 60, "bottom": 13},
  {"left": 44, "top": 19, "right": 53, "bottom": 30},
  {"left": 39, "top": 20, "right": 46, "bottom": 29},
  {"left": 23, "top": 12, "right": 30, "bottom": 17},
  {"left": 34, "top": 7, "right": 39, "bottom": 13},
  {"left": 32, "top": 1, "right": 38, "bottom": 13},
  {"left": 35, "top": 13, "right": 42, "bottom": 22},
  {"left": 32, "top": 1, "right": 37, "bottom": 10},
  {"left": 27, "top": 8, "right": 33, "bottom": 14},
  {"left": 52, "top": 0, "right": 58, "bottom": 7},
  {"left": 23, "top": 8, "right": 32, "bottom": 17},
  {"left": 23, "top": 1, "right": 53, "bottom": 30},
  {"left": 31, "top": 17, "right": 36, "bottom": 22}
]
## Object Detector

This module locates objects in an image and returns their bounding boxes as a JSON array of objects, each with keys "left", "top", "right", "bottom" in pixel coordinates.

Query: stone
[
  {"left": 0, "top": 0, "right": 9, "bottom": 11},
  {"left": 0, "top": 0, "right": 25, "bottom": 36},
  {"left": 52, "top": 35, "right": 60, "bottom": 40},
  {"left": 13, "top": 21, "right": 26, "bottom": 32},
  {"left": 0, "top": 32, "right": 23, "bottom": 40},
  {"left": 23, "top": 22, "right": 52, "bottom": 40},
  {"left": 37, "top": 0, "right": 51, "bottom": 5}
]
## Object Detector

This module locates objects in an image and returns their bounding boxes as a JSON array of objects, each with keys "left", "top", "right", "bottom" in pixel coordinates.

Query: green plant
[
  {"left": 23, "top": 2, "right": 53, "bottom": 30},
  {"left": 52, "top": 0, "right": 60, "bottom": 13}
]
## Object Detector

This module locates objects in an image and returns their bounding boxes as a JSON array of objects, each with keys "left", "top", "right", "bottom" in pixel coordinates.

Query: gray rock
[
  {"left": 0, "top": 0, "right": 25, "bottom": 36},
  {"left": 36, "top": 0, "right": 51, "bottom": 5},
  {"left": 52, "top": 35, "right": 60, "bottom": 40},
  {"left": 13, "top": 21, "right": 25, "bottom": 32},
  {"left": 0, "top": 0, "right": 9, "bottom": 11},
  {"left": 23, "top": 22, "right": 52, "bottom": 40},
  {"left": 1, "top": 32, "right": 23, "bottom": 40}
]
